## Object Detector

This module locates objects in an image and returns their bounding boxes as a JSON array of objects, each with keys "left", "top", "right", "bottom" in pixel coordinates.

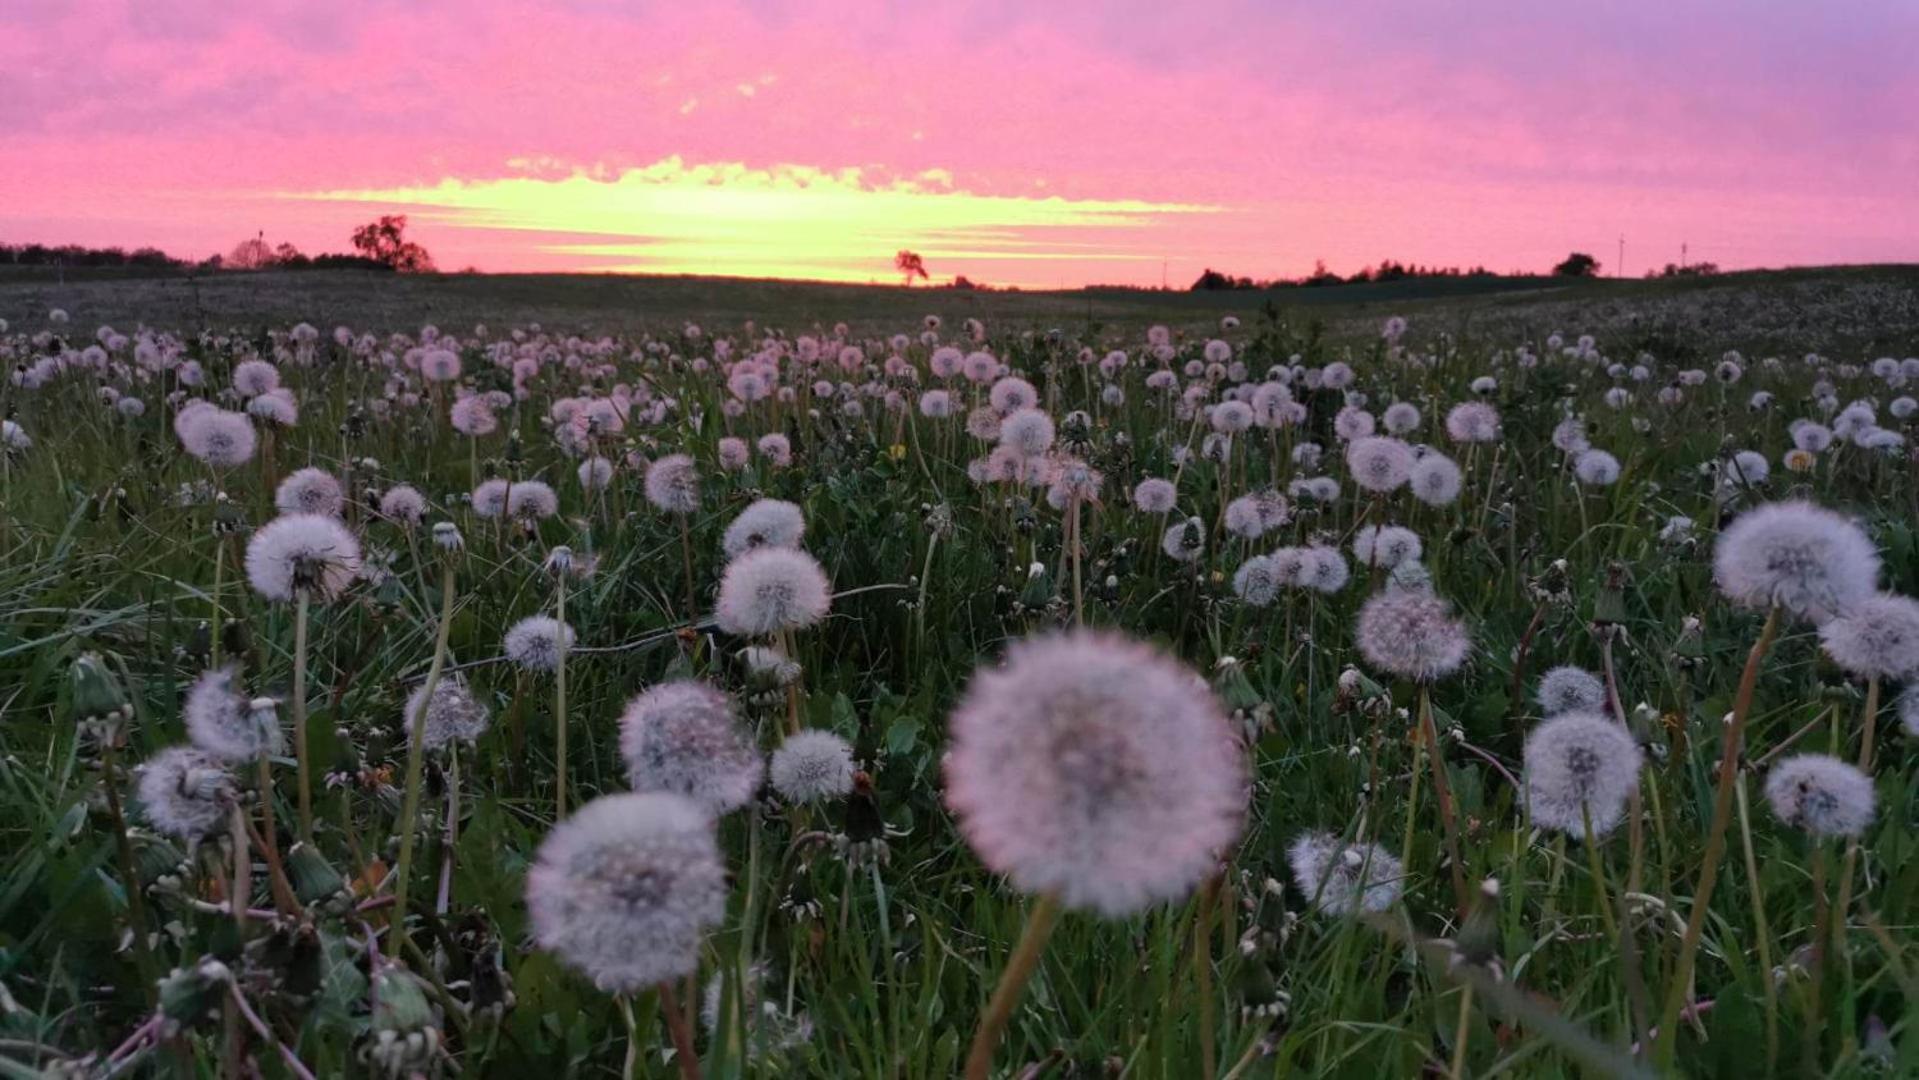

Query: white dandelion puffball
[
  {"left": 645, "top": 453, "right": 701, "bottom": 514},
  {"left": 943, "top": 631, "right": 1246, "bottom": 915},
  {"left": 999, "top": 408, "right": 1055, "bottom": 459},
  {"left": 1536, "top": 666, "right": 1607, "bottom": 716},
  {"left": 1288, "top": 831, "right": 1404, "bottom": 915},
  {"left": 1352, "top": 525, "right": 1422, "bottom": 570},
  {"left": 1409, "top": 453, "right": 1462, "bottom": 506},
  {"left": 1713, "top": 501, "right": 1880, "bottom": 624},
  {"left": 578, "top": 456, "right": 615, "bottom": 491},
  {"left": 1382, "top": 401, "right": 1421, "bottom": 435},
  {"left": 137, "top": 746, "right": 235, "bottom": 840},
  {"left": 378, "top": 484, "right": 427, "bottom": 526},
  {"left": 1522, "top": 711, "right": 1642, "bottom": 838},
  {"left": 178, "top": 407, "right": 257, "bottom": 467},
  {"left": 715, "top": 547, "right": 831, "bottom": 637},
  {"left": 1444, "top": 402, "right": 1501, "bottom": 444},
  {"left": 470, "top": 478, "right": 510, "bottom": 519},
  {"left": 184, "top": 666, "right": 282, "bottom": 762},
  {"left": 722, "top": 499, "right": 807, "bottom": 560},
  {"left": 1817, "top": 594, "right": 1919, "bottom": 680},
  {"left": 525, "top": 792, "right": 728, "bottom": 994},
  {"left": 404, "top": 675, "right": 493, "bottom": 751},
  {"left": 1892, "top": 682, "right": 1919, "bottom": 736},
  {"left": 769, "top": 730, "right": 856, "bottom": 804},
  {"left": 1232, "top": 556, "right": 1280, "bottom": 607},
  {"left": 503, "top": 615, "right": 576, "bottom": 672},
  {"left": 275, "top": 467, "right": 345, "bottom": 517},
  {"left": 507, "top": 480, "right": 559, "bottom": 521},
  {"left": 1355, "top": 588, "right": 1470, "bottom": 682},
  {"left": 1161, "top": 517, "right": 1205, "bottom": 563},
  {"left": 1573, "top": 449, "right": 1621, "bottom": 486},
  {"left": 1763, "top": 754, "right": 1875, "bottom": 838},
  {"left": 244, "top": 514, "right": 361, "bottom": 602},
  {"left": 617, "top": 681, "right": 763, "bottom": 816},
  {"left": 1133, "top": 478, "right": 1177, "bottom": 514},
  {"left": 1345, "top": 436, "right": 1415, "bottom": 493}
]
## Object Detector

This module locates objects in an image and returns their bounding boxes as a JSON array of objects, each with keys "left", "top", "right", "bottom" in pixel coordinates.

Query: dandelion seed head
[
  {"left": 1133, "top": 478, "right": 1177, "bottom": 514},
  {"left": 618, "top": 681, "right": 762, "bottom": 816},
  {"left": 1818, "top": 593, "right": 1919, "bottom": 680},
  {"left": 943, "top": 632, "right": 1246, "bottom": 915},
  {"left": 405, "top": 675, "right": 492, "bottom": 751},
  {"left": 1355, "top": 587, "right": 1470, "bottom": 682},
  {"left": 275, "top": 467, "right": 345, "bottom": 518},
  {"left": 1574, "top": 449, "right": 1621, "bottom": 486},
  {"left": 1352, "top": 525, "right": 1422, "bottom": 570},
  {"left": 1345, "top": 436, "right": 1415, "bottom": 493},
  {"left": 525, "top": 792, "right": 728, "bottom": 994},
  {"left": 1763, "top": 754, "right": 1875, "bottom": 838},
  {"left": 507, "top": 480, "right": 559, "bottom": 521},
  {"left": 184, "top": 665, "right": 282, "bottom": 762},
  {"left": 998, "top": 408, "right": 1055, "bottom": 459},
  {"left": 715, "top": 547, "right": 831, "bottom": 636},
  {"left": 645, "top": 453, "right": 701, "bottom": 514},
  {"left": 178, "top": 407, "right": 258, "bottom": 467},
  {"left": 768, "top": 730, "right": 856, "bottom": 804},
  {"left": 378, "top": 484, "right": 427, "bottom": 526},
  {"left": 1537, "top": 666, "right": 1607, "bottom": 716},
  {"left": 1713, "top": 501, "right": 1880, "bottom": 623},
  {"left": 1523, "top": 711, "right": 1642, "bottom": 837},
  {"left": 503, "top": 615, "right": 576, "bottom": 672},
  {"left": 1288, "top": 831, "right": 1403, "bottom": 915},
  {"left": 136, "top": 746, "right": 235, "bottom": 840},
  {"left": 1445, "top": 402, "right": 1501, "bottom": 444},
  {"left": 244, "top": 513, "right": 361, "bottom": 602}
]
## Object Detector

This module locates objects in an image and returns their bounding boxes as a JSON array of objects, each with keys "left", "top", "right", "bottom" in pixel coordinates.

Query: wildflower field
[{"left": 2, "top": 269, "right": 1917, "bottom": 1077}]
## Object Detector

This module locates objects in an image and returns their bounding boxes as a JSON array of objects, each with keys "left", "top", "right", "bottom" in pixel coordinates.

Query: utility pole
[
  {"left": 1618, "top": 234, "right": 1626, "bottom": 279},
  {"left": 1681, "top": 242, "right": 1688, "bottom": 270}
]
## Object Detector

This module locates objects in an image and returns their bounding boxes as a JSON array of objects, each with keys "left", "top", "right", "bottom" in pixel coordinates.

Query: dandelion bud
[
  {"left": 71, "top": 652, "right": 133, "bottom": 739},
  {"left": 157, "top": 958, "right": 230, "bottom": 1035}
]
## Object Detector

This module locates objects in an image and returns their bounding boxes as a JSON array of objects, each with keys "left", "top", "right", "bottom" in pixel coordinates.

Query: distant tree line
[
  {"left": 1186, "top": 250, "right": 1721, "bottom": 292},
  {"left": 1191, "top": 258, "right": 1503, "bottom": 292},
  {"left": 3, "top": 216, "right": 436, "bottom": 275}
]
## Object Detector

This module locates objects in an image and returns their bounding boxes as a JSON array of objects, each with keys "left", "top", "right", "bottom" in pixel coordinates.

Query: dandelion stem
[
  {"left": 1829, "top": 676, "right": 1878, "bottom": 951},
  {"left": 1194, "top": 875, "right": 1218, "bottom": 1079},
  {"left": 1418, "top": 685, "right": 1472, "bottom": 917},
  {"left": 658, "top": 978, "right": 701, "bottom": 1080},
  {"left": 555, "top": 573, "right": 569, "bottom": 819},
  {"left": 291, "top": 587, "right": 314, "bottom": 843},
  {"left": 392, "top": 559, "right": 456, "bottom": 957},
  {"left": 1448, "top": 984, "right": 1474, "bottom": 1079},
  {"left": 965, "top": 891, "right": 1062, "bottom": 1080},
  {"left": 100, "top": 741, "right": 158, "bottom": 1003},
  {"left": 1654, "top": 604, "right": 1779, "bottom": 1066},
  {"left": 1734, "top": 773, "right": 1779, "bottom": 1074}
]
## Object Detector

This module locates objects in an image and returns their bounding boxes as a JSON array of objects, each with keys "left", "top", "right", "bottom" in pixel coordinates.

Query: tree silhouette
[
  {"left": 1553, "top": 252, "right": 1600, "bottom": 277},
  {"left": 351, "top": 215, "right": 437, "bottom": 273},
  {"left": 227, "top": 232, "right": 275, "bottom": 270},
  {"left": 895, "top": 250, "right": 928, "bottom": 286}
]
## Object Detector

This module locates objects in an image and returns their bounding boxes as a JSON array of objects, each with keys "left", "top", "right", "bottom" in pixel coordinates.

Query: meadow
[{"left": 1, "top": 267, "right": 1917, "bottom": 1078}]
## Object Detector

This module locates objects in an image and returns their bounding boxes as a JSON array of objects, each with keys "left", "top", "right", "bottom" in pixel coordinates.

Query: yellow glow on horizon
[{"left": 289, "top": 158, "right": 1218, "bottom": 285}]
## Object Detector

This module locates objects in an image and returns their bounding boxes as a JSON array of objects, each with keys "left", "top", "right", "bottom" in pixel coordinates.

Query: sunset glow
[
  {"left": 299, "top": 159, "right": 1219, "bottom": 284},
  {"left": 4, "top": 0, "right": 1916, "bottom": 286}
]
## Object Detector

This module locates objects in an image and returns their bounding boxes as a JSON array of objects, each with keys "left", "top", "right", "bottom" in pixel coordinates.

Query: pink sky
[{"left": 4, "top": 0, "right": 1916, "bottom": 288}]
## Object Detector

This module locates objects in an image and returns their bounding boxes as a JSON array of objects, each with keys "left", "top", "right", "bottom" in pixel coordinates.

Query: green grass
[{"left": 0, "top": 272, "right": 1915, "bottom": 1077}]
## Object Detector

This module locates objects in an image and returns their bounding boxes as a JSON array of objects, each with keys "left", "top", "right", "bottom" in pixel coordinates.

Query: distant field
[{"left": 5, "top": 264, "right": 1919, "bottom": 352}]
